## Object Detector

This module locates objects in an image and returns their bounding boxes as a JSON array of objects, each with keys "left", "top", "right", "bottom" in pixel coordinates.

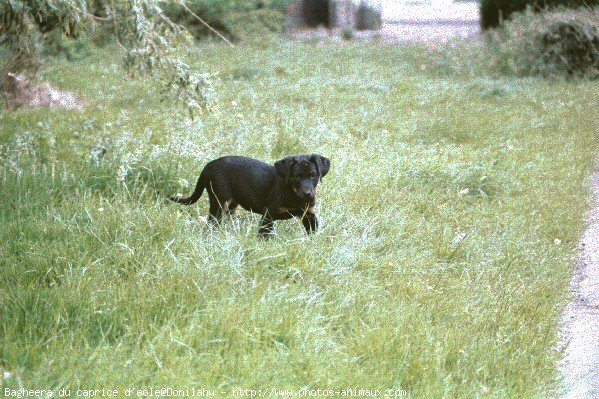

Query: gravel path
[
  {"left": 290, "top": 2, "right": 480, "bottom": 44},
  {"left": 290, "top": 20, "right": 480, "bottom": 44},
  {"left": 380, "top": 20, "right": 479, "bottom": 43},
  {"left": 560, "top": 165, "right": 599, "bottom": 398},
  {"left": 381, "top": 1, "right": 479, "bottom": 43}
]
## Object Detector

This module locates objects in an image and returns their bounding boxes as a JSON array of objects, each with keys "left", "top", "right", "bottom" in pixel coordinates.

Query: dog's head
[{"left": 275, "top": 154, "right": 330, "bottom": 201}]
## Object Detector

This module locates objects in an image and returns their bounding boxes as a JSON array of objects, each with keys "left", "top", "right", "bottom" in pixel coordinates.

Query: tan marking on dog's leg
[
  {"left": 227, "top": 199, "right": 238, "bottom": 215},
  {"left": 307, "top": 206, "right": 316, "bottom": 214},
  {"left": 222, "top": 200, "right": 231, "bottom": 212}
]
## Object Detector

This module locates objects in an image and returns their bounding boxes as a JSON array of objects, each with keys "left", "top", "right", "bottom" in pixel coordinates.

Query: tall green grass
[{"left": 1, "top": 43, "right": 598, "bottom": 398}]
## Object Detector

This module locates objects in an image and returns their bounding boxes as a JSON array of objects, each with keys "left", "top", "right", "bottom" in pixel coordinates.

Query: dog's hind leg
[
  {"left": 226, "top": 201, "right": 239, "bottom": 216},
  {"left": 208, "top": 198, "right": 226, "bottom": 224},
  {"left": 206, "top": 181, "right": 232, "bottom": 225}
]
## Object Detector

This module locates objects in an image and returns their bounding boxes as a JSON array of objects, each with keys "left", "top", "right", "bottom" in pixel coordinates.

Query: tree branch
[{"left": 177, "top": 1, "right": 234, "bottom": 47}]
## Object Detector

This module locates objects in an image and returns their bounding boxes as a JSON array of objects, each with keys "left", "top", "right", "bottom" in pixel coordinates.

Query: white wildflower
[
  {"left": 452, "top": 232, "right": 467, "bottom": 244},
  {"left": 117, "top": 164, "right": 129, "bottom": 183}
]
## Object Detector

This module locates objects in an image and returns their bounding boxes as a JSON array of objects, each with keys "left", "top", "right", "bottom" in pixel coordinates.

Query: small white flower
[
  {"left": 231, "top": 101, "right": 238, "bottom": 106},
  {"left": 98, "top": 207, "right": 104, "bottom": 212},
  {"left": 554, "top": 238, "right": 562, "bottom": 245},
  {"left": 117, "top": 164, "right": 129, "bottom": 182},
  {"left": 452, "top": 232, "right": 467, "bottom": 244},
  {"left": 459, "top": 188, "right": 470, "bottom": 196}
]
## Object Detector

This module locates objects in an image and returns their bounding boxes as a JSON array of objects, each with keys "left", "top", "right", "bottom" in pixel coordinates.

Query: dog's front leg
[
  {"left": 258, "top": 212, "right": 275, "bottom": 238},
  {"left": 302, "top": 213, "right": 318, "bottom": 234}
]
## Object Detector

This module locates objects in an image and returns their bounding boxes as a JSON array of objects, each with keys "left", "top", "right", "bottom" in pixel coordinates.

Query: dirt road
[
  {"left": 290, "top": 1, "right": 480, "bottom": 44},
  {"left": 560, "top": 166, "right": 599, "bottom": 398},
  {"left": 381, "top": 0, "right": 479, "bottom": 42}
]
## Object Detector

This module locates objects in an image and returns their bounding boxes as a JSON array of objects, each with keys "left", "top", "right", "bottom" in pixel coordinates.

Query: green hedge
[
  {"left": 480, "top": 0, "right": 599, "bottom": 29},
  {"left": 434, "top": 8, "right": 599, "bottom": 79},
  {"left": 162, "top": 0, "right": 290, "bottom": 41}
]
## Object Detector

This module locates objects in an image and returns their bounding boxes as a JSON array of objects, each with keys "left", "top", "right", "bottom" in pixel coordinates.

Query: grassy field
[{"left": 1, "top": 42, "right": 598, "bottom": 398}]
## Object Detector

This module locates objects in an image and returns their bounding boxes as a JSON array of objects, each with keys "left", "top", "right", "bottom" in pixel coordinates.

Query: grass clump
[
  {"left": 0, "top": 43, "right": 598, "bottom": 398},
  {"left": 341, "top": 25, "right": 355, "bottom": 41}
]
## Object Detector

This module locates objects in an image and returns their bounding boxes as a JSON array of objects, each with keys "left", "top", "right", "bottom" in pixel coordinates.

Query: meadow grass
[{"left": 1, "top": 42, "right": 598, "bottom": 398}]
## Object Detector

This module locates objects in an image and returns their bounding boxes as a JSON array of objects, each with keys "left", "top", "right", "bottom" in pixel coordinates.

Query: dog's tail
[{"left": 169, "top": 175, "right": 205, "bottom": 205}]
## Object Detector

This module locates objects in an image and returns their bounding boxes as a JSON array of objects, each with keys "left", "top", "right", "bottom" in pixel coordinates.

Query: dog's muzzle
[{"left": 294, "top": 187, "right": 315, "bottom": 200}]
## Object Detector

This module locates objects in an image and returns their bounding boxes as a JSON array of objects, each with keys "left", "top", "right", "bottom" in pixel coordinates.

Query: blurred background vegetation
[
  {"left": 161, "top": 0, "right": 289, "bottom": 42},
  {"left": 427, "top": 8, "right": 599, "bottom": 80},
  {"left": 1, "top": 0, "right": 598, "bottom": 89},
  {"left": 480, "top": 0, "right": 599, "bottom": 29}
]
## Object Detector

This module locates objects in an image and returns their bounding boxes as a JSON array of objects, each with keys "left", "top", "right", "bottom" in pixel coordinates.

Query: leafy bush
[
  {"left": 41, "top": 30, "right": 91, "bottom": 61},
  {"left": 429, "top": 8, "right": 599, "bottom": 79},
  {"left": 480, "top": 0, "right": 599, "bottom": 29},
  {"left": 341, "top": 25, "right": 355, "bottom": 41},
  {"left": 487, "top": 8, "right": 599, "bottom": 78},
  {"left": 223, "top": 8, "right": 286, "bottom": 42},
  {"left": 537, "top": 15, "right": 599, "bottom": 77},
  {"left": 162, "top": 0, "right": 289, "bottom": 42},
  {"left": 356, "top": 3, "right": 382, "bottom": 30}
]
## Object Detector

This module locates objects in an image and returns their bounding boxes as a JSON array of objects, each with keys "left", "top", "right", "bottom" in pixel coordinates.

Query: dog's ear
[
  {"left": 311, "top": 154, "right": 330, "bottom": 180},
  {"left": 275, "top": 156, "right": 295, "bottom": 183}
]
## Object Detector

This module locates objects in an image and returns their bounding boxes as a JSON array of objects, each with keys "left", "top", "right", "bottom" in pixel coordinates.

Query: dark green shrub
[
  {"left": 480, "top": 0, "right": 599, "bottom": 29},
  {"left": 534, "top": 12, "right": 599, "bottom": 77},
  {"left": 222, "top": 8, "right": 286, "bottom": 42},
  {"left": 341, "top": 25, "right": 355, "bottom": 40},
  {"left": 41, "top": 29, "right": 91, "bottom": 61},
  {"left": 356, "top": 3, "right": 382, "bottom": 30},
  {"left": 488, "top": 8, "right": 599, "bottom": 78},
  {"left": 432, "top": 8, "right": 599, "bottom": 79},
  {"left": 161, "top": 1, "right": 233, "bottom": 40},
  {"left": 162, "top": 0, "right": 289, "bottom": 41}
]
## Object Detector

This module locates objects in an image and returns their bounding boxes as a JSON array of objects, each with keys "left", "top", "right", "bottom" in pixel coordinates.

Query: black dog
[{"left": 170, "top": 154, "right": 330, "bottom": 236}]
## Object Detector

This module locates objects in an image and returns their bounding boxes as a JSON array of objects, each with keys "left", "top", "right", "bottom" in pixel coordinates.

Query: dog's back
[
  {"left": 171, "top": 156, "right": 276, "bottom": 211},
  {"left": 203, "top": 156, "right": 275, "bottom": 210}
]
